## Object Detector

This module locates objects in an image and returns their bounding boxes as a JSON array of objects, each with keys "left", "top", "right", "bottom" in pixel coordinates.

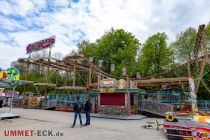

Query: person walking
[
  {"left": 83, "top": 97, "right": 92, "bottom": 126},
  {"left": 71, "top": 95, "right": 83, "bottom": 128}
]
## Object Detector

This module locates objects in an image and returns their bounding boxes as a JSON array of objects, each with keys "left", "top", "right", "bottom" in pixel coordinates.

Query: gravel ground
[{"left": 0, "top": 107, "right": 167, "bottom": 140}]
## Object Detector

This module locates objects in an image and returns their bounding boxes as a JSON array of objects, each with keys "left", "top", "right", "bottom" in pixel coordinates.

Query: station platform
[
  {"left": 0, "top": 112, "right": 19, "bottom": 120},
  {"left": 91, "top": 113, "right": 146, "bottom": 120}
]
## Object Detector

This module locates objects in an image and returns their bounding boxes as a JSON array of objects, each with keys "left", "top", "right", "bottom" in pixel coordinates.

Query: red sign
[{"left": 26, "top": 36, "right": 55, "bottom": 54}]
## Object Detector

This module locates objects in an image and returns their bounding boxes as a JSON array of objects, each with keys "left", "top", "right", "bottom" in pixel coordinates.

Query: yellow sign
[
  {"left": 99, "top": 88, "right": 116, "bottom": 93},
  {"left": 0, "top": 88, "right": 4, "bottom": 92},
  {"left": 100, "top": 78, "right": 117, "bottom": 88},
  {"left": 118, "top": 79, "right": 126, "bottom": 89},
  {"left": 0, "top": 67, "right": 20, "bottom": 80},
  {"left": 0, "top": 68, "right": 7, "bottom": 79}
]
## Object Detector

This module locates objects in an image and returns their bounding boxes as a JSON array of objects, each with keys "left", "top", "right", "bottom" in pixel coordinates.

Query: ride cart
[{"left": 163, "top": 118, "right": 210, "bottom": 140}]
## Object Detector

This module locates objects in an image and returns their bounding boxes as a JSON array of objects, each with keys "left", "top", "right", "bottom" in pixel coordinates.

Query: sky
[{"left": 0, "top": 0, "right": 210, "bottom": 68}]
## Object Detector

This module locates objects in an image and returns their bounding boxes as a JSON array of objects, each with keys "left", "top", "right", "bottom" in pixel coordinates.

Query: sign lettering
[
  {"left": 100, "top": 78, "right": 117, "bottom": 88},
  {"left": 26, "top": 37, "right": 55, "bottom": 54}
]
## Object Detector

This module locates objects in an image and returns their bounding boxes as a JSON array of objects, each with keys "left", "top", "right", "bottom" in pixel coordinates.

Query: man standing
[
  {"left": 0, "top": 97, "right": 3, "bottom": 108},
  {"left": 71, "top": 95, "right": 83, "bottom": 128},
  {"left": 83, "top": 97, "right": 92, "bottom": 126}
]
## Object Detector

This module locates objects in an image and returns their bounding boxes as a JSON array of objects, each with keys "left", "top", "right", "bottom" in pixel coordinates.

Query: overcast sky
[{"left": 0, "top": 0, "right": 210, "bottom": 68}]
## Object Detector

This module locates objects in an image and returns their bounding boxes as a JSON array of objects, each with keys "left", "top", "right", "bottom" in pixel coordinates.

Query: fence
[
  {"left": 197, "top": 100, "right": 210, "bottom": 111},
  {"left": 139, "top": 91, "right": 210, "bottom": 113},
  {"left": 139, "top": 91, "right": 191, "bottom": 103},
  {"left": 98, "top": 105, "right": 128, "bottom": 116},
  {"left": 139, "top": 100, "right": 174, "bottom": 116},
  {"left": 42, "top": 93, "right": 88, "bottom": 109}
]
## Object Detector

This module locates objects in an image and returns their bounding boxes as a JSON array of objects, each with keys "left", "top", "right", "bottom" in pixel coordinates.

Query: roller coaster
[{"left": 6, "top": 24, "right": 209, "bottom": 116}]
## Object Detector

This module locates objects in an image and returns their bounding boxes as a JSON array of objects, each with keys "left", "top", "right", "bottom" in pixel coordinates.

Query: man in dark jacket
[
  {"left": 0, "top": 97, "right": 3, "bottom": 108},
  {"left": 71, "top": 95, "right": 83, "bottom": 128},
  {"left": 83, "top": 97, "right": 92, "bottom": 126}
]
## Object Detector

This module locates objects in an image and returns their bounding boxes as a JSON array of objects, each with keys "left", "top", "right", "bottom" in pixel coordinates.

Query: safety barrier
[
  {"left": 98, "top": 106, "right": 128, "bottom": 116},
  {"left": 139, "top": 100, "right": 174, "bottom": 116},
  {"left": 197, "top": 100, "right": 210, "bottom": 111},
  {"left": 139, "top": 91, "right": 191, "bottom": 103},
  {"left": 41, "top": 93, "right": 88, "bottom": 109}
]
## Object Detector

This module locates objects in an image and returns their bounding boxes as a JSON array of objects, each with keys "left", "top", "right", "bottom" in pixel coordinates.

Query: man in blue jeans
[
  {"left": 71, "top": 96, "right": 83, "bottom": 128},
  {"left": 83, "top": 97, "right": 92, "bottom": 126}
]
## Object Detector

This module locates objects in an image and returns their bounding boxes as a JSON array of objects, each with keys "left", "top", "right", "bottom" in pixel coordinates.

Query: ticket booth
[{"left": 92, "top": 78, "right": 139, "bottom": 116}]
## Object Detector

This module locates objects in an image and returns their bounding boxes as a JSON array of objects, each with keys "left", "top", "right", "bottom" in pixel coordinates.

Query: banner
[
  {"left": 122, "top": 68, "right": 126, "bottom": 76},
  {"left": 118, "top": 79, "right": 126, "bottom": 89},
  {"left": 130, "top": 80, "right": 137, "bottom": 89},
  {"left": 136, "top": 72, "right": 140, "bottom": 78},
  {"left": 111, "top": 64, "right": 115, "bottom": 73},
  {"left": 0, "top": 67, "right": 20, "bottom": 80},
  {"left": 0, "top": 88, "right": 4, "bottom": 92},
  {"left": 0, "top": 67, "right": 7, "bottom": 79},
  {"left": 99, "top": 60, "right": 103, "bottom": 68},
  {"left": 26, "top": 36, "right": 55, "bottom": 54},
  {"left": 189, "top": 78, "right": 197, "bottom": 112},
  {"left": 189, "top": 78, "right": 197, "bottom": 102},
  {"left": 28, "top": 97, "right": 40, "bottom": 106},
  {"left": 89, "top": 57, "right": 93, "bottom": 63}
]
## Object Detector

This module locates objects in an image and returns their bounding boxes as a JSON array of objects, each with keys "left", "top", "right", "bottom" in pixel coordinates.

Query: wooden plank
[
  {"left": 204, "top": 59, "right": 210, "bottom": 65},
  {"left": 136, "top": 77, "right": 189, "bottom": 84},
  {"left": 143, "top": 54, "right": 210, "bottom": 79}
]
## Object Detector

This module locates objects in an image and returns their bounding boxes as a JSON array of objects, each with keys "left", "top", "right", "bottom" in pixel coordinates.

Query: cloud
[
  {"left": 52, "top": 0, "right": 70, "bottom": 8},
  {"left": 0, "top": 15, "right": 26, "bottom": 31},
  {"left": 0, "top": 0, "right": 47, "bottom": 17},
  {"left": 0, "top": 42, "right": 25, "bottom": 69},
  {"left": 0, "top": 0, "right": 210, "bottom": 67}
]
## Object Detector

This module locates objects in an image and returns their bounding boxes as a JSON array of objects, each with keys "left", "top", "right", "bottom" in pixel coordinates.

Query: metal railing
[
  {"left": 139, "top": 100, "right": 174, "bottom": 116},
  {"left": 197, "top": 100, "right": 210, "bottom": 111},
  {"left": 41, "top": 99, "right": 86, "bottom": 109}
]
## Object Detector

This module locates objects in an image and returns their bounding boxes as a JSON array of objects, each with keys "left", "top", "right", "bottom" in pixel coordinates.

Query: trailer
[{"left": 163, "top": 119, "right": 210, "bottom": 140}]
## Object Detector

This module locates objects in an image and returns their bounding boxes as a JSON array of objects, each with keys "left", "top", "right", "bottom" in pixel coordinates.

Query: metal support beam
[
  {"left": 65, "top": 71, "right": 68, "bottom": 86},
  {"left": 73, "top": 63, "right": 76, "bottom": 87},
  {"left": 88, "top": 66, "right": 92, "bottom": 87},
  {"left": 97, "top": 74, "right": 101, "bottom": 89},
  {"left": 187, "top": 62, "right": 191, "bottom": 78},
  {"left": 45, "top": 47, "right": 52, "bottom": 94},
  {"left": 201, "top": 79, "right": 210, "bottom": 94},
  {"left": 195, "top": 62, "right": 206, "bottom": 95},
  {"left": 172, "top": 71, "right": 184, "bottom": 90},
  {"left": 204, "top": 59, "right": 210, "bottom": 65}
]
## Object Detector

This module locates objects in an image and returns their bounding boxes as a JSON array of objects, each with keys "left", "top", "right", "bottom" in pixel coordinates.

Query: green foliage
[
  {"left": 206, "top": 22, "right": 210, "bottom": 41},
  {"left": 198, "top": 66, "right": 210, "bottom": 100},
  {"left": 206, "top": 22, "right": 210, "bottom": 53},
  {"left": 77, "top": 40, "right": 97, "bottom": 58},
  {"left": 138, "top": 33, "right": 172, "bottom": 75},
  {"left": 78, "top": 28, "right": 140, "bottom": 77},
  {"left": 170, "top": 27, "right": 197, "bottom": 61},
  {"left": 13, "top": 24, "right": 210, "bottom": 100}
]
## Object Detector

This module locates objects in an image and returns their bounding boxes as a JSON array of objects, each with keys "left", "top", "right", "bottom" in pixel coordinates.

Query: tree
[
  {"left": 77, "top": 40, "right": 97, "bottom": 58},
  {"left": 205, "top": 22, "right": 210, "bottom": 53},
  {"left": 170, "top": 27, "right": 197, "bottom": 61},
  {"left": 138, "top": 32, "right": 172, "bottom": 75},
  {"left": 96, "top": 28, "right": 140, "bottom": 76},
  {"left": 206, "top": 22, "right": 210, "bottom": 41},
  {"left": 65, "top": 50, "right": 78, "bottom": 58},
  {"left": 76, "top": 28, "right": 140, "bottom": 77}
]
